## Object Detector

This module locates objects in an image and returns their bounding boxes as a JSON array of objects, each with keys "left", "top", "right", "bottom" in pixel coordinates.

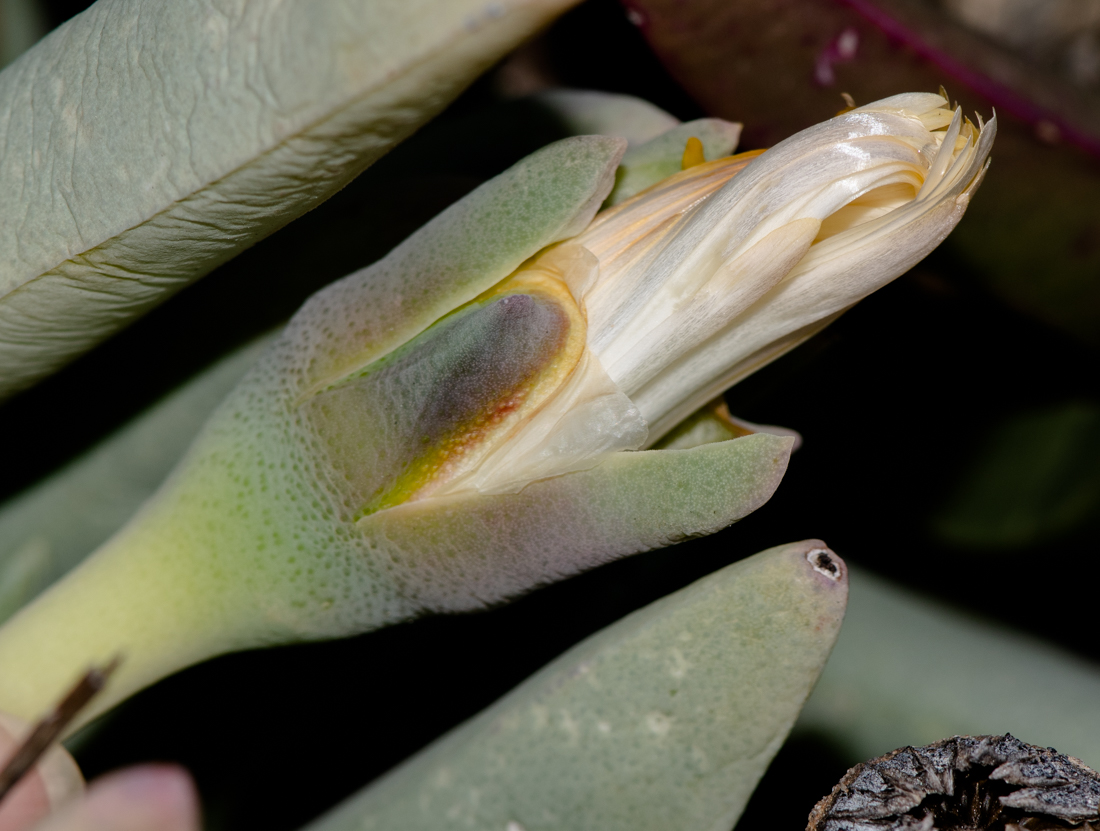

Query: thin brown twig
[{"left": 0, "top": 656, "right": 122, "bottom": 806}]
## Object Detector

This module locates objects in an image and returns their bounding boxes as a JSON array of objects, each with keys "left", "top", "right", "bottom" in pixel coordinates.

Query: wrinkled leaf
[
  {"left": 307, "top": 539, "right": 847, "bottom": 831},
  {"left": 0, "top": 0, "right": 582, "bottom": 398}
]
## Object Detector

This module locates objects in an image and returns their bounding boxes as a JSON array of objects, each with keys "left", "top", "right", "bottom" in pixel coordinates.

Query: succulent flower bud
[
  {"left": 302, "top": 92, "right": 994, "bottom": 502},
  {"left": 578, "top": 92, "right": 995, "bottom": 439},
  {"left": 0, "top": 93, "right": 994, "bottom": 728}
]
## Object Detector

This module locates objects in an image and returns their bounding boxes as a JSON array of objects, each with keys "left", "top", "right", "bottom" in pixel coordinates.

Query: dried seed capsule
[{"left": 807, "top": 735, "right": 1100, "bottom": 831}]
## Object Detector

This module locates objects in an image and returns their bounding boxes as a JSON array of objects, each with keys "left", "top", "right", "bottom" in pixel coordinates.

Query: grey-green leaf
[
  {"left": 0, "top": 129, "right": 627, "bottom": 624},
  {"left": 0, "top": 0, "right": 581, "bottom": 399},
  {"left": 305, "top": 539, "right": 848, "bottom": 831},
  {"left": 798, "top": 566, "right": 1100, "bottom": 770},
  {"left": 532, "top": 88, "right": 680, "bottom": 146}
]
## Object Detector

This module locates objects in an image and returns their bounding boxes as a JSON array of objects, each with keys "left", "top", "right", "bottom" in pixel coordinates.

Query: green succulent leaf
[
  {"left": 362, "top": 432, "right": 793, "bottom": 614},
  {"left": 0, "top": 429, "right": 792, "bottom": 729},
  {"left": 0, "top": 0, "right": 582, "bottom": 399},
  {"left": 307, "top": 539, "right": 848, "bottom": 831},
  {"left": 0, "top": 123, "right": 624, "bottom": 626}
]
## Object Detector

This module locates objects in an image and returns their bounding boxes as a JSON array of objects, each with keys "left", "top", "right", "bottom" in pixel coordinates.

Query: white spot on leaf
[{"left": 645, "top": 711, "right": 672, "bottom": 736}]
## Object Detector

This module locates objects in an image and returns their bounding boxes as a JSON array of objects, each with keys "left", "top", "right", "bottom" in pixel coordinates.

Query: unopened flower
[
  {"left": 0, "top": 93, "right": 993, "bottom": 727},
  {"left": 405, "top": 91, "right": 995, "bottom": 496},
  {"left": 580, "top": 92, "right": 994, "bottom": 439}
]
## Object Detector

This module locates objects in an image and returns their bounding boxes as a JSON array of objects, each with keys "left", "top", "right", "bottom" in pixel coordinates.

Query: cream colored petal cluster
[{"left": 450, "top": 92, "right": 995, "bottom": 494}]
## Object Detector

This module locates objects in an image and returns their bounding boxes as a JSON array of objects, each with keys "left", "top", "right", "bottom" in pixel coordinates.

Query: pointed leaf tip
[{"left": 306, "top": 538, "right": 847, "bottom": 831}]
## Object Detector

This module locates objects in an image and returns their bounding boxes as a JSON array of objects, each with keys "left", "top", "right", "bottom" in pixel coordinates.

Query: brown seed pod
[{"left": 807, "top": 735, "right": 1100, "bottom": 831}]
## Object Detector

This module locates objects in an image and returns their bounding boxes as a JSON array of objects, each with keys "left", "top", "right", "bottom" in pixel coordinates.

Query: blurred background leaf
[
  {"left": 932, "top": 401, "right": 1100, "bottom": 548},
  {"left": 0, "top": 0, "right": 47, "bottom": 68},
  {"left": 797, "top": 566, "right": 1100, "bottom": 770}
]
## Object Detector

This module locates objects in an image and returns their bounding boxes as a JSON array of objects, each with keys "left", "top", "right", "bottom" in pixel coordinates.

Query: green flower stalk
[{"left": 0, "top": 92, "right": 993, "bottom": 728}]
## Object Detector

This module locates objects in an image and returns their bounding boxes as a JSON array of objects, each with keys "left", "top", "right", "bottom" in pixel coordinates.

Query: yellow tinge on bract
[{"left": 0, "top": 93, "right": 993, "bottom": 729}]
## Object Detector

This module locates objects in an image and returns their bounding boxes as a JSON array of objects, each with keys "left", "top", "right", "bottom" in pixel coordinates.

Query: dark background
[{"left": 2, "top": 1, "right": 1098, "bottom": 829}]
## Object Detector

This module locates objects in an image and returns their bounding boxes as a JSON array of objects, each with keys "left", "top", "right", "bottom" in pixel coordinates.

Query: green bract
[{"left": 605, "top": 117, "right": 742, "bottom": 205}]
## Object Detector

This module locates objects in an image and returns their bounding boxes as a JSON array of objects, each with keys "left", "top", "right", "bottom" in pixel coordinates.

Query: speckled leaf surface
[
  {"left": 0, "top": 131, "right": 624, "bottom": 630},
  {"left": 307, "top": 539, "right": 847, "bottom": 831},
  {"left": 362, "top": 432, "right": 794, "bottom": 613},
  {"left": 0, "top": 0, "right": 582, "bottom": 398},
  {"left": 798, "top": 566, "right": 1100, "bottom": 770}
]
